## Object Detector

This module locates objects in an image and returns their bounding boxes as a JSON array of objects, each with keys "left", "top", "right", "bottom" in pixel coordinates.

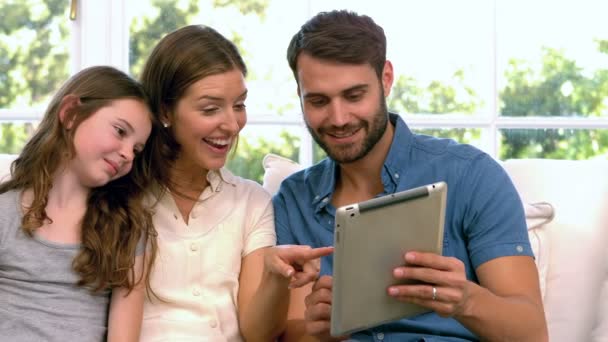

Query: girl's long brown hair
[{"left": 0, "top": 66, "right": 159, "bottom": 293}]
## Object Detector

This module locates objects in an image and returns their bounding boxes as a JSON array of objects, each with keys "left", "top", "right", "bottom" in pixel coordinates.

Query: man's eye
[
  {"left": 309, "top": 98, "right": 327, "bottom": 107},
  {"left": 346, "top": 93, "right": 363, "bottom": 101}
]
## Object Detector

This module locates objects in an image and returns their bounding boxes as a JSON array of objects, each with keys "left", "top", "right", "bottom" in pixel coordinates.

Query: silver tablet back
[{"left": 330, "top": 182, "right": 447, "bottom": 337}]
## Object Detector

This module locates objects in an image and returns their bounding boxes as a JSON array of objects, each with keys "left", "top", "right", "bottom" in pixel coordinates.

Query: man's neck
[{"left": 332, "top": 121, "right": 395, "bottom": 207}]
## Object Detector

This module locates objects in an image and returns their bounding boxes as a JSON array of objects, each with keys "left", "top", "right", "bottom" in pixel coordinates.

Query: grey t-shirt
[{"left": 0, "top": 190, "right": 110, "bottom": 341}]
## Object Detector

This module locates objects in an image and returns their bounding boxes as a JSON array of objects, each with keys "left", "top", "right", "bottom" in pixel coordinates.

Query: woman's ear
[
  {"left": 58, "top": 94, "right": 80, "bottom": 129},
  {"left": 159, "top": 105, "right": 172, "bottom": 128}
]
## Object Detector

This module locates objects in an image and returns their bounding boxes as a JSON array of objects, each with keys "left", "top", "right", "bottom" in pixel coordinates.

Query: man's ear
[
  {"left": 381, "top": 60, "right": 394, "bottom": 97},
  {"left": 58, "top": 95, "right": 80, "bottom": 129}
]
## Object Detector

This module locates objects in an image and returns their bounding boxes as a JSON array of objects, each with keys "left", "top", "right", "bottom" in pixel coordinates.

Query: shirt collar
[
  {"left": 208, "top": 168, "right": 238, "bottom": 192},
  {"left": 383, "top": 113, "right": 413, "bottom": 182}
]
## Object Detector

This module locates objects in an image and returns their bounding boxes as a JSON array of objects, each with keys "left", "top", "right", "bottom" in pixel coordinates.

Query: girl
[
  {"left": 139, "top": 25, "right": 331, "bottom": 341},
  {"left": 0, "top": 66, "right": 158, "bottom": 341}
]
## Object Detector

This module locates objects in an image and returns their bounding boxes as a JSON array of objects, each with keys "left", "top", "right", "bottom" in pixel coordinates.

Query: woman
[{"left": 139, "top": 25, "right": 331, "bottom": 341}]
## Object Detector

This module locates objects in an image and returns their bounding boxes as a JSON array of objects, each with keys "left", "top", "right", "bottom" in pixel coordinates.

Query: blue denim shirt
[{"left": 273, "top": 113, "right": 533, "bottom": 341}]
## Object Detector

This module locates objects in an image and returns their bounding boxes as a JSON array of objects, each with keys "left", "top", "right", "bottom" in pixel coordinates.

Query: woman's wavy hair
[
  {"left": 139, "top": 24, "right": 247, "bottom": 191},
  {"left": 0, "top": 66, "right": 159, "bottom": 293}
]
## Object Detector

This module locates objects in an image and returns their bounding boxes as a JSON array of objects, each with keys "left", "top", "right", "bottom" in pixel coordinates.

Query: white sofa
[{"left": 261, "top": 153, "right": 608, "bottom": 342}]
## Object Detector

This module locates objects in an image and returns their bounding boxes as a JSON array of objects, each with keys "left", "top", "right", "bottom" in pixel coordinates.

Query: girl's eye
[
  {"left": 234, "top": 103, "right": 246, "bottom": 111},
  {"left": 114, "top": 125, "right": 126, "bottom": 136}
]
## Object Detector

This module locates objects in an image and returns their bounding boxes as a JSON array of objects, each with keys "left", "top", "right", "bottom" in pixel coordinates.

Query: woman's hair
[
  {"left": 0, "top": 66, "right": 159, "bottom": 293},
  {"left": 287, "top": 9, "right": 387, "bottom": 81},
  {"left": 139, "top": 25, "right": 247, "bottom": 190}
]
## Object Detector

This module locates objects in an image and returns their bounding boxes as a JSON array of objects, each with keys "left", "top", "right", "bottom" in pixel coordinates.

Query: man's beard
[{"left": 305, "top": 93, "right": 389, "bottom": 164}]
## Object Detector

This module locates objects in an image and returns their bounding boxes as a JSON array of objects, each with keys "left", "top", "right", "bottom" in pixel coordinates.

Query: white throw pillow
[
  {"left": 524, "top": 202, "right": 554, "bottom": 301},
  {"left": 262, "top": 153, "right": 303, "bottom": 195}
]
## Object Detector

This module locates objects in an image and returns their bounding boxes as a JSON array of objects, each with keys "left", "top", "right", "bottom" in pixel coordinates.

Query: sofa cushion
[
  {"left": 262, "top": 153, "right": 303, "bottom": 195},
  {"left": 503, "top": 159, "right": 608, "bottom": 342},
  {"left": 0, "top": 154, "right": 16, "bottom": 180},
  {"left": 523, "top": 202, "right": 554, "bottom": 301}
]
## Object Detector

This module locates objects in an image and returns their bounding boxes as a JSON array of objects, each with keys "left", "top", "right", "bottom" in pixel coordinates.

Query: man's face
[{"left": 296, "top": 53, "right": 393, "bottom": 164}]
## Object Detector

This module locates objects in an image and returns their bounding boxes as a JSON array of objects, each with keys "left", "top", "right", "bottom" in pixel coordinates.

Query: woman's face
[{"left": 169, "top": 69, "right": 247, "bottom": 173}]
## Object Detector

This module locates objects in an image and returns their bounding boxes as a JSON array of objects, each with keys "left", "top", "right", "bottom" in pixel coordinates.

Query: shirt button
[
  {"left": 394, "top": 173, "right": 399, "bottom": 179},
  {"left": 209, "top": 320, "right": 217, "bottom": 328},
  {"left": 190, "top": 243, "right": 198, "bottom": 252},
  {"left": 377, "top": 332, "right": 384, "bottom": 340},
  {"left": 516, "top": 245, "right": 524, "bottom": 253},
  {"left": 192, "top": 288, "right": 200, "bottom": 296}
]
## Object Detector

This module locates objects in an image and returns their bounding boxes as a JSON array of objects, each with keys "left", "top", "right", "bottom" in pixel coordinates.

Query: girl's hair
[
  {"left": 0, "top": 66, "right": 159, "bottom": 293},
  {"left": 139, "top": 25, "right": 247, "bottom": 190}
]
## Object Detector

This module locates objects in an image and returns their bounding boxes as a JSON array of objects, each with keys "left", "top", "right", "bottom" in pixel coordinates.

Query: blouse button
[
  {"left": 192, "top": 288, "right": 200, "bottom": 296},
  {"left": 190, "top": 243, "right": 198, "bottom": 252},
  {"left": 209, "top": 320, "right": 217, "bottom": 328}
]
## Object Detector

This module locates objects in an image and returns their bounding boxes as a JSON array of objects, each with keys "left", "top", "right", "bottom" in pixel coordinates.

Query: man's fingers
[
  {"left": 305, "top": 286, "right": 332, "bottom": 307},
  {"left": 312, "top": 275, "right": 333, "bottom": 291},
  {"left": 289, "top": 272, "right": 317, "bottom": 288},
  {"left": 305, "top": 320, "right": 331, "bottom": 337}
]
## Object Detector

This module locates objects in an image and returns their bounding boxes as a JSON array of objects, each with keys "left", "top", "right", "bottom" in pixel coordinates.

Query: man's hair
[
  {"left": 0, "top": 66, "right": 158, "bottom": 294},
  {"left": 287, "top": 9, "right": 387, "bottom": 81}
]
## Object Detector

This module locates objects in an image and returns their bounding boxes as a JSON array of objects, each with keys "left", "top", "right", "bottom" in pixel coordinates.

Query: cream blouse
[{"left": 140, "top": 168, "right": 276, "bottom": 342}]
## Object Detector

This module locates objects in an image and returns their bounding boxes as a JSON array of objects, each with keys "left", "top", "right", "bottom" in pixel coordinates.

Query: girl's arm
[
  {"left": 107, "top": 254, "right": 146, "bottom": 342},
  {"left": 238, "top": 246, "right": 333, "bottom": 342}
]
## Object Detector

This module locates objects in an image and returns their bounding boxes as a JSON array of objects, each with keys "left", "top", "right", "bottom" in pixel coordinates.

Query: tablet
[{"left": 330, "top": 182, "right": 447, "bottom": 337}]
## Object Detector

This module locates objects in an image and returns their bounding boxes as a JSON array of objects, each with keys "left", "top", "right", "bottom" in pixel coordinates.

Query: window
[
  {"left": 0, "top": 0, "right": 72, "bottom": 153},
  {"left": 2, "top": 0, "right": 607, "bottom": 183}
]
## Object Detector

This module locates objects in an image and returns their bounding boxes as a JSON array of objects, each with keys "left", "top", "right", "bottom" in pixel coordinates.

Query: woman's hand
[{"left": 264, "top": 245, "right": 334, "bottom": 288}]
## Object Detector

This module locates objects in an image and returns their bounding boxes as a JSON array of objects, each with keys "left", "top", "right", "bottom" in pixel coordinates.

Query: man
[{"left": 273, "top": 9, "right": 548, "bottom": 342}]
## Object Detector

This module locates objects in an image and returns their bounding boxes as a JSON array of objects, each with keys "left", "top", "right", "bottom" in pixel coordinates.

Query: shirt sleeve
[
  {"left": 272, "top": 187, "right": 297, "bottom": 246},
  {"left": 242, "top": 185, "right": 276, "bottom": 257},
  {"left": 460, "top": 154, "right": 534, "bottom": 269}
]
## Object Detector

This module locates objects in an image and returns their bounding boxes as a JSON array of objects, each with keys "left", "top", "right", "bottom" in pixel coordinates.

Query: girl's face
[
  {"left": 68, "top": 98, "right": 152, "bottom": 188},
  {"left": 170, "top": 69, "right": 247, "bottom": 173}
]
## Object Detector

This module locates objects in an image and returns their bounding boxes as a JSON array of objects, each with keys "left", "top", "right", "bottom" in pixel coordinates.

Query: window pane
[
  {"left": 0, "top": 121, "right": 38, "bottom": 154},
  {"left": 0, "top": 0, "right": 71, "bottom": 110},
  {"left": 497, "top": 0, "right": 608, "bottom": 118},
  {"left": 227, "top": 124, "right": 303, "bottom": 183},
  {"left": 412, "top": 128, "right": 483, "bottom": 147},
  {"left": 127, "top": 0, "right": 307, "bottom": 117},
  {"left": 310, "top": 0, "right": 494, "bottom": 116},
  {"left": 499, "top": 129, "right": 608, "bottom": 160}
]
